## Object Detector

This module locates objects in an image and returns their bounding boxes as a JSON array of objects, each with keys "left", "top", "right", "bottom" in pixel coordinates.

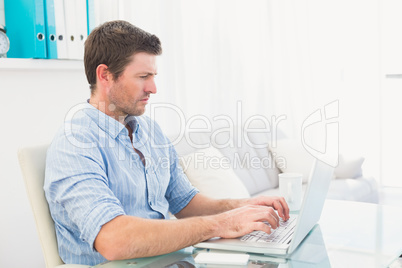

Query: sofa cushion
[
  {"left": 170, "top": 122, "right": 282, "bottom": 196},
  {"left": 334, "top": 155, "right": 364, "bottom": 179},
  {"left": 179, "top": 146, "right": 250, "bottom": 199}
]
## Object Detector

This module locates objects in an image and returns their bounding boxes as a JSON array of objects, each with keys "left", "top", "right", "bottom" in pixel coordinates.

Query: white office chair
[{"left": 18, "top": 144, "right": 89, "bottom": 268}]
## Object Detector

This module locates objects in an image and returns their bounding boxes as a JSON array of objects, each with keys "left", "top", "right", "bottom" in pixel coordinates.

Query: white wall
[
  {"left": 306, "top": 0, "right": 381, "bottom": 178},
  {"left": 0, "top": 61, "right": 88, "bottom": 268}
]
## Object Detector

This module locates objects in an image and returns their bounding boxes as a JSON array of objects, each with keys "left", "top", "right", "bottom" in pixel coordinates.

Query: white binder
[
  {"left": 75, "top": 0, "right": 87, "bottom": 59},
  {"left": 54, "top": 0, "right": 68, "bottom": 59},
  {"left": 63, "top": 0, "right": 80, "bottom": 59}
]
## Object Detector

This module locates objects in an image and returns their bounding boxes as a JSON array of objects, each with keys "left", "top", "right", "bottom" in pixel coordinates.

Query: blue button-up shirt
[{"left": 44, "top": 103, "right": 198, "bottom": 265}]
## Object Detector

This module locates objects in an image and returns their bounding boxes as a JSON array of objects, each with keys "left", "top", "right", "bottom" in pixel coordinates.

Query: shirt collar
[
  {"left": 125, "top": 115, "right": 140, "bottom": 135},
  {"left": 83, "top": 102, "right": 140, "bottom": 139}
]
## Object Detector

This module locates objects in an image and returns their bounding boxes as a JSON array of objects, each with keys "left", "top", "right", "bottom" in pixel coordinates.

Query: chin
[{"left": 131, "top": 108, "right": 146, "bottom": 116}]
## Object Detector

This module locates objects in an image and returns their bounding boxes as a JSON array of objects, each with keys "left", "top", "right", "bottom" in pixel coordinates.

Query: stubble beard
[
  {"left": 130, "top": 100, "right": 146, "bottom": 116},
  {"left": 108, "top": 86, "right": 147, "bottom": 117},
  {"left": 113, "top": 99, "right": 146, "bottom": 117}
]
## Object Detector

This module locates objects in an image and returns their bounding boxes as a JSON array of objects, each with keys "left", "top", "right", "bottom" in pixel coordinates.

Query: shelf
[
  {"left": 0, "top": 58, "right": 84, "bottom": 71},
  {"left": 385, "top": 74, "right": 402, "bottom": 79}
]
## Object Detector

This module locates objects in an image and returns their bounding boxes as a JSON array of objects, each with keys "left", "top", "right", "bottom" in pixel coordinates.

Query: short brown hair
[{"left": 84, "top": 20, "right": 162, "bottom": 94}]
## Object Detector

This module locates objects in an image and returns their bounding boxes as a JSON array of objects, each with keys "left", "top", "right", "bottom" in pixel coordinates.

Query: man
[{"left": 44, "top": 20, "right": 289, "bottom": 266}]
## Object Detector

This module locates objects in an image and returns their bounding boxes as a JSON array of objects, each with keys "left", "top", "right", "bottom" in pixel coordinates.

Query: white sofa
[{"left": 167, "top": 123, "right": 379, "bottom": 203}]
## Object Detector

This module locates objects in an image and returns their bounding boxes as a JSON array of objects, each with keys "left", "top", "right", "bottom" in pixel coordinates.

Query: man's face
[{"left": 108, "top": 52, "right": 157, "bottom": 117}]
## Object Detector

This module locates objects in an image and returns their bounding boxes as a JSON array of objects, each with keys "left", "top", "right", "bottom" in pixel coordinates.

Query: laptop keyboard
[{"left": 240, "top": 215, "right": 297, "bottom": 244}]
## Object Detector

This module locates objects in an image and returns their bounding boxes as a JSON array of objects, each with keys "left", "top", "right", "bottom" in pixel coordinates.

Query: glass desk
[{"left": 92, "top": 200, "right": 402, "bottom": 268}]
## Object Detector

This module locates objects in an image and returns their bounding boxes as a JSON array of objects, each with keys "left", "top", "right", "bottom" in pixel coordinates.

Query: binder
[
  {"left": 87, "top": 0, "right": 102, "bottom": 35},
  {"left": 86, "top": 0, "right": 96, "bottom": 35},
  {"left": 53, "top": 0, "right": 68, "bottom": 59},
  {"left": 44, "top": 0, "right": 57, "bottom": 59},
  {"left": 75, "top": 0, "right": 87, "bottom": 59},
  {"left": 63, "top": 0, "right": 80, "bottom": 59},
  {"left": 4, "top": 0, "right": 47, "bottom": 58}
]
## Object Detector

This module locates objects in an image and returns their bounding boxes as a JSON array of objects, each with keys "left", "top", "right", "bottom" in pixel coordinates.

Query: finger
[
  {"left": 267, "top": 210, "right": 279, "bottom": 229},
  {"left": 272, "top": 200, "right": 284, "bottom": 218},
  {"left": 272, "top": 198, "right": 289, "bottom": 220},
  {"left": 260, "top": 209, "right": 280, "bottom": 229},
  {"left": 253, "top": 221, "right": 272, "bottom": 235},
  {"left": 273, "top": 199, "right": 289, "bottom": 221},
  {"left": 278, "top": 197, "right": 290, "bottom": 220},
  {"left": 249, "top": 207, "right": 279, "bottom": 229}
]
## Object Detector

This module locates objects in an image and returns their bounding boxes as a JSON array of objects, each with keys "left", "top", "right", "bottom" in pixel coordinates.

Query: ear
[{"left": 96, "top": 64, "right": 113, "bottom": 90}]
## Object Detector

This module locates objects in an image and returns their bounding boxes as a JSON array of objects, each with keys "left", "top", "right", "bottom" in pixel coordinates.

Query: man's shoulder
[
  {"left": 62, "top": 111, "right": 97, "bottom": 137},
  {"left": 49, "top": 108, "right": 101, "bottom": 153}
]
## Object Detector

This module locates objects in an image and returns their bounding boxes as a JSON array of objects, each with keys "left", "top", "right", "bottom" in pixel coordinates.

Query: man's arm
[
  {"left": 175, "top": 193, "right": 290, "bottom": 221},
  {"left": 94, "top": 202, "right": 281, "bottom": 261}
]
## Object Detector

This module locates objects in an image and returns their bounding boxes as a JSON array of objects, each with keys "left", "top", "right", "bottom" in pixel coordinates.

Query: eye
[{"left": 140, "top": 75, "right": 149, "bottom": 79}]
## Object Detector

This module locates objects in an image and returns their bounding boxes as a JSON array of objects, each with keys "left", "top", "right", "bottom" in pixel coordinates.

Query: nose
[{"left": 145, "top": 77, "right": 157, "bottom": 94}]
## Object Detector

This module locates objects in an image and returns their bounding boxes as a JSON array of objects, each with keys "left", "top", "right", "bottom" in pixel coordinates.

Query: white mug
[{"left": 279, "top": 173, "right": 303, "bottom": 212}]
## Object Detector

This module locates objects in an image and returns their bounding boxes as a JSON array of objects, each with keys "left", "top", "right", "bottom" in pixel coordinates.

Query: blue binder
[
  {"left": 4, "top": 0, "right": 47, "bottom": 59},
  {"left": 86, "top": 0, "right": 96, "bottom": 35},
  {"left": 44, "top": 0, "right": 57, "bottom": 59}
]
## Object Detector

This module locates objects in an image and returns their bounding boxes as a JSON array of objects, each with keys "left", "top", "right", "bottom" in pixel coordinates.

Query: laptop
[{"left": 194, "top": 159, "right": 335, "bottom": 256}]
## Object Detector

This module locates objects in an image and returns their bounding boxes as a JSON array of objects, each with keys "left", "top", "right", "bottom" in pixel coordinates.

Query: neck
[{"left": 89, "top": 96, "right": 127, "bottom": 125}]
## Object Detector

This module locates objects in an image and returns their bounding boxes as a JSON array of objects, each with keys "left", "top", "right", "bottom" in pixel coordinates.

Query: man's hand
[
  {"left": 211, "top": 204, "right": 280, "bottom": 239},
  {"left": 242, "top": 196, "right": 290, "bottom": 221},
  {"left": 208, "top": 196, "right": 290, "bottom": 239}
]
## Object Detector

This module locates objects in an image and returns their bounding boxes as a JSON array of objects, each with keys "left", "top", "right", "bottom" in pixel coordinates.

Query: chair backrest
[{"left": 17, "top": 144, "right": 64, "bottom": 268}]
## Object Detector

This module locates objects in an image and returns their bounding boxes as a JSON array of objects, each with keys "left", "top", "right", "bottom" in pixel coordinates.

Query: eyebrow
[{"left": 138, "top": 72, "right": 157, "bottom": 76}]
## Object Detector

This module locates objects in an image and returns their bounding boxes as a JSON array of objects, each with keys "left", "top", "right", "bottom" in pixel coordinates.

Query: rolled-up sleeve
[
  {"left": 164, "top": 143, "right": 199, "bottom": 215},
  {"left": 45, "top": 130, "right": 126, "bottom": 252}
]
